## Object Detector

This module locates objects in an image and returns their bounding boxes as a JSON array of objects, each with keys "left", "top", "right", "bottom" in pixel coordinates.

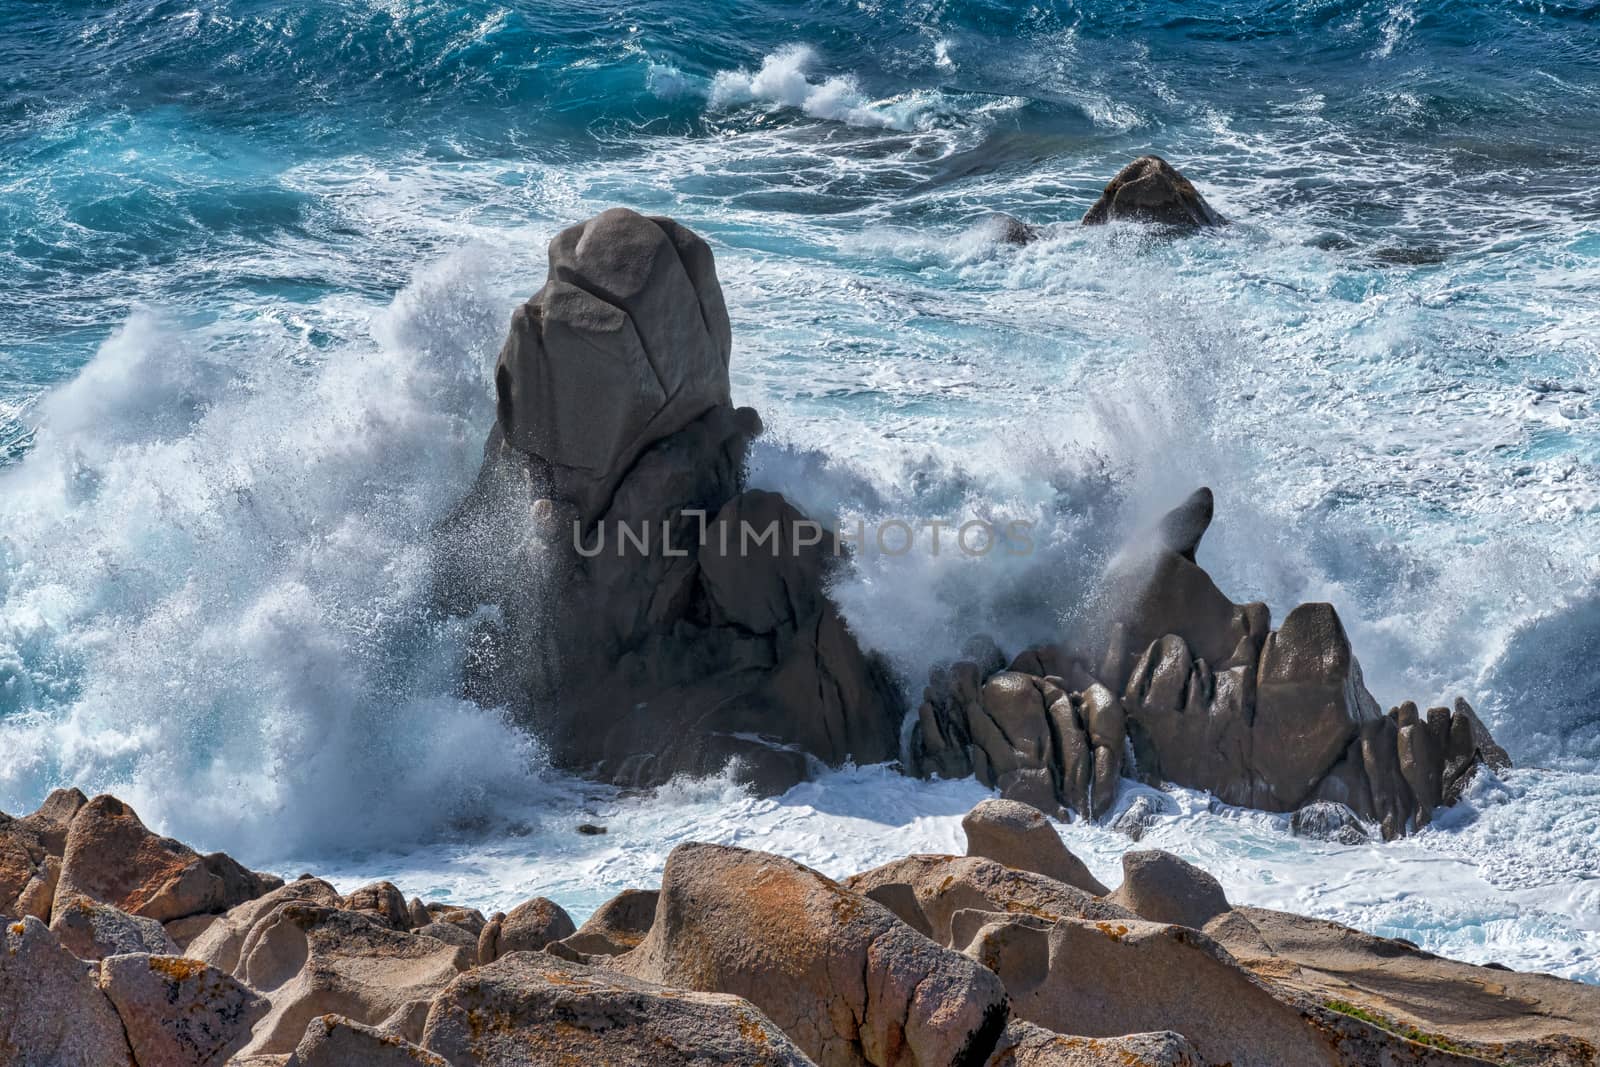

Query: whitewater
[{"left": 2, "top": 1, "right": 1598, "bottom": 982}]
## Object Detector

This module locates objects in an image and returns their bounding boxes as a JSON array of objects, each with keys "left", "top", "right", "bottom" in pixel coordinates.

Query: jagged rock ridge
[{"left": 909, "top": 487, "right": 1511, "bottom": 838}]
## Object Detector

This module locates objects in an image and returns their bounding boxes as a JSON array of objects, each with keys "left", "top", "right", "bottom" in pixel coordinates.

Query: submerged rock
[
  {"left": 1081, "top": 156, "right": 1226, "bottom": 228},
  {"left": 1291, "top": 801, "right": 1369, "bottom": 844}
]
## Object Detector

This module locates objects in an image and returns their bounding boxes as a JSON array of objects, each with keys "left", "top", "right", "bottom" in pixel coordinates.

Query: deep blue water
[{"left": 2, "top": 0, "right": 1599, "bottom": 977}]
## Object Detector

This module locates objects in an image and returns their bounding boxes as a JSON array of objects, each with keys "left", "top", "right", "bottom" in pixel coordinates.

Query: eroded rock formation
[
  {"left": 439, "top": 207, "right": 902, "bottom": 794},
  {"left": 910, "top": 488, "right": 1510, "bottom": 838}
]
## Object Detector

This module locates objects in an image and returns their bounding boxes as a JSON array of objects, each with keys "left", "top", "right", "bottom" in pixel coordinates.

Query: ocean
[{"left": 2, "top": 0, "right": 1597, "bottom": 981}]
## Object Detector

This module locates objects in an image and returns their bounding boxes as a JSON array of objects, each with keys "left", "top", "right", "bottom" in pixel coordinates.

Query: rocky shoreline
[{"left": 5, "top": 788, "right": 1597, "bottom": 1066}]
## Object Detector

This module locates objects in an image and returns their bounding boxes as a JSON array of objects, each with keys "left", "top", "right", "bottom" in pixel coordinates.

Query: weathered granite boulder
[
  {"left": 910, "top": 489, "right": 1510, "bottom": 838},
  {"left": 49, "top": 894, "right": 179, "bottom": 960},
  {"left": 476, "top": 895, "right": 573, "bottom": 963},
  {"left": 0, "top": 916, "right": 134, "bottom": 1067},
  {"left": 1106, "top": 851, "right": 1230, "bottom": 931},
  {"left": 553, "top": 887, "right": 657, "bottom": 956},
  {"left": 441, "top": 209, "right": 902, "bottom": 795},
  {"left": 231, "top": 903, "right": 473, "bottom": 1057},
  {"left": 611, "top": 842, "right": 1009, "bottom": 1067},
  {"left": 1081, "top": 156, "right": 1226, "bottom": 228},
  {"left": 52, "top": 794, "right": 281, "bottom": 925},
  {"left": 343, "top": 881, "right": 413, "bottom": 930},
  {"left": 0, "top": 788, "right": 85, "bottom": 922},
  {"left": 99, "top": 953, "right": 267, "bottom": 1067},
  {"left": 422, "top": 952, "right": 811, "bottom": 1066},
  {"left": 186, "top": 875, "right": 342, "bottom": 975},
  {"left": 961, "top": 798, "right": 1107, "bottom": 894},
  {"left": 845, "top": 854, "right": 1133, "bottom": 949},
  {"left": 287, "top": 1014, "right": 450, "bottom": 1067}
]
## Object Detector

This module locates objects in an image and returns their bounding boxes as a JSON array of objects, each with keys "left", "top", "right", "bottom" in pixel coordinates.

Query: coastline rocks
[
  {"left": 53, "top": 795, "right": 280, "bottom": 925},
  {"left": 232, "top": 904, "right": 472, "bottom": 1057},
  {"left": 1106, "top": 851, "right": 1230, "bottom": 931},
  {"left": 611, "top": 842, "right": 1009, "bottom": 1067},
  {"left": 961, "top": 798, "right": 1108, "bottom": 895},
  {"left": 0, "top": 916, "right": 135, "bottom": 1067},
  {"left": 910, "top": 488, "right": 1510, "bottom": 839},
  {"left": 421, "top": 952, "right": 811, "bottom": 1066},
  {"left": 288, "top": 1015, "right": 449, "bottom": 1067},
  {"left": 99, "top": 953, "right": 267, "bottom": 1067},
  {"left": 1081, "top": 156, "right": 1225, "bottom": 228},
  {"left": 1, "top": 788, "right": 85, "bottom": 922},
  {"left": 443, "top": 209, "right": 902, "bottom": 795}
]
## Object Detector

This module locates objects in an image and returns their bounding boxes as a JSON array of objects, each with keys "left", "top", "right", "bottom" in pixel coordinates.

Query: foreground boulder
[
  {"left": 50, "top": 895, "right": 179, "bottom": 960},
  {"left": 611, "top": 842, "right": 1009, "bottom": 1067},
  {"left": 0, "top": 916, "right": 133, "bottom": 1066},
  {"left": 956, "top": 912, "right": 1473, "bottom": 1067},
  {"left": 1081, "top": 156, "right": 1225, "bottom": 227},
  {"left": 186, "top": 875, "right": 342, "bottom": 975},
  {"left": 99, "top": 953, "right": 267, "bottom": 1067},
  {"left": 910, "top": 489, "right": 1510, "bottom": 838},
  {"left": 440, "top": 208, "right": 902, "bottom": 795},
  {"left": 422, "top": 952, "right": 811, "bottom": 1066}
]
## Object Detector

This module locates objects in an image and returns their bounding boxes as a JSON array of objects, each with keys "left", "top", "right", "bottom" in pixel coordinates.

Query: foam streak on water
[{"left": 2, "top": 0, "right": 1598, "bottom": 979}]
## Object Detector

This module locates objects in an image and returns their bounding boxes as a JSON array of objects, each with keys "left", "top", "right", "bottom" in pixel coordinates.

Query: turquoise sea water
[{"left": 2, "top": 0, "right": 1598, "bottom": 978}]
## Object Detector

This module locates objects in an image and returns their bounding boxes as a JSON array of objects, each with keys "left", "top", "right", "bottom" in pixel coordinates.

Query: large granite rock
[
  {"left": 491, "top": 207, "right": 732, "bottom": 525},
  {"left": 610, "top": 842, "right": 1010, "bottom": 1067},
  {"left": 52, "top": 794, "right": 281, "bottom": 925},
  {"left": 441, "top": 209, "right": 902, "bottom": 795},
  {"left": 1081, "top": 156, "right": 1225, "bottom": 228},
  {"left": 910, "top": 491, "right": 1509, "bottom": 838},
  {"left": 0, "top": 916, "right": 134, "bottom": 1067},
  {"left": 422, "top": 952, "right": 811, "bottom": 1066},
  {"left": 287, "top": 1014, "right": 450, "bottom": 1067},
  {"left": 99, "top": 953, "right": 267, "bottom": 1067}
]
